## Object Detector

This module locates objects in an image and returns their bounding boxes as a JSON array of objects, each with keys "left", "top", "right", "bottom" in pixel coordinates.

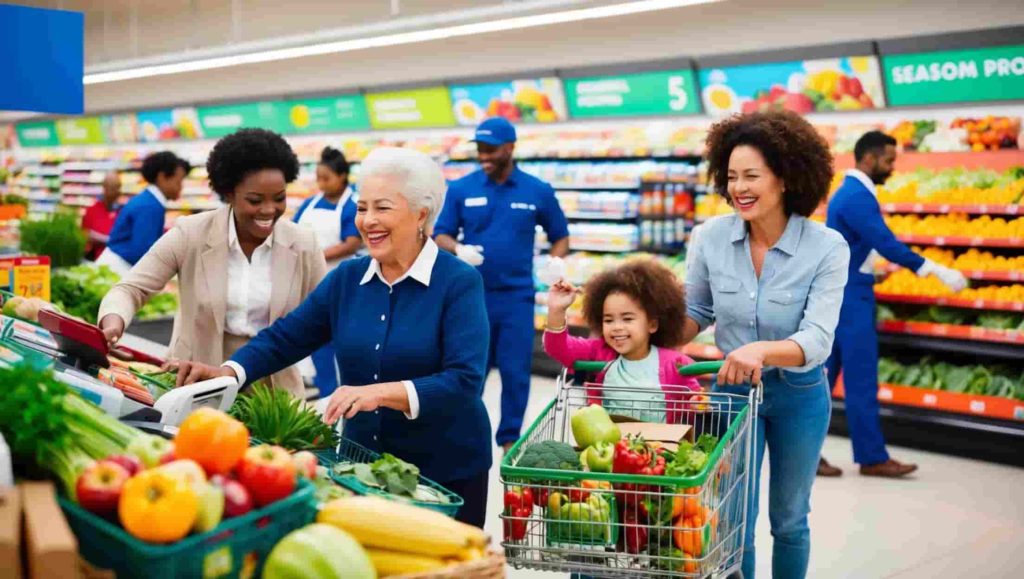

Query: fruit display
[
  {"left": 876, "top": 269, "right": 1024, "bottom": 303},
  {"left": 879, "top": 247, "right": 1024, "bottom": 273},
  {"left": 878, "top": 168, "right": 1024, "bottom": 206},
  {"left": 884, "top": 214, "right": 1024, "bottom": 240},
  {"left": 878, "top": 357, "right": 1023, "bottom": 401},
  {"left": 952, "top": 116, "right": 1021, "bottom": 151},
  {"left": 888, "top": 120, "right": 938, "bottom": 151}
]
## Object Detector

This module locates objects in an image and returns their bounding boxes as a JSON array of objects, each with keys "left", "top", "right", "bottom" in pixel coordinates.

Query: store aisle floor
[{"left": 482, "top": 373, "right": 1024, "bottom": 578}]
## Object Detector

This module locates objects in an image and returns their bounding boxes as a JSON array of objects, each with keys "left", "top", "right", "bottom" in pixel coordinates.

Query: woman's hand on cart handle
[
  {"left": 99, "top": 314, "right": 125, "bottom": 346},
  {"left": 324, "top": 382, "right": 409, "bottom": 424},
  {"left": 718, "top": 342, "right": 767, "bottom": 385},
  {"left": 167, "top": 360, "right": 236, "bottom": 388}
]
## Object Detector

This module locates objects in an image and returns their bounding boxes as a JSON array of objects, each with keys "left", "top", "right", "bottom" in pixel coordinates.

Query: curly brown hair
[
  {"left": 704, "top": 110, "right": 833, "bottom": 217},
  {"left": 582, "top": 258, "right": 687, "bottom": 349}
]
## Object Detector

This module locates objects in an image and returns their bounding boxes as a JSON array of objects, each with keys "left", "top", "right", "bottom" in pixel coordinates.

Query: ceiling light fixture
[{"left": 84, "top": 0, "right": 721, "bottom": 85}]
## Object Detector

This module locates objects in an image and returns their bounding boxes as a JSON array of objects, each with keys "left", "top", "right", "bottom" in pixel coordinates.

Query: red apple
[
  {"left": 291, "top": 451, "right": 318, "bottom": 480},
  {"left": 104, "top": 454, "right": 143, "bottom": 477},
  {"left": 236, "top": 445, "right": 296, "bottom": 507},
  {"left": 210, "top": 474, "right": 254, "bottom": 518},
  {"left": 76, "top": 460, "right": 131, "bottom": 517}
]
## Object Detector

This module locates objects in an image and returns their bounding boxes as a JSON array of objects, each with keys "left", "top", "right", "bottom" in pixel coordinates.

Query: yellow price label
[{"left": 13, "top": 264, "right": 50, "bottom": 301}]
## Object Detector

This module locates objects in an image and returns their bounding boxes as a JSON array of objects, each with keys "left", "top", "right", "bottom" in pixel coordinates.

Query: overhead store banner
[
  {"left": 137, "top": 108, "right": 203, "bottom": 142},
  {"left": 285, "top": 95, "right": 370, "bottom": 133},
  {"left": 883, "top": 44, "right": 1024, "bottom": 106},
  {"left": 365, "top": 87, "right": 456, "bottom": 129},
  {"left": 102, "top": 114, "right": 138, "bottom": 143},
  {"left": 450, "top": 78, "right": 567, "bottom": 125},
  {"left": 55, "top": 117, "right": 104, "bottom": 145},
  {"left": 565, "top": 69, "right": 700, "bottom": 118},
  {"left": 0, "top": 5, "right": 83, "bottom": 114},
  {"left": 15, "top": 121, "right": 59, "bottom": 147},
  {"left": 699, "top": 56, "right": 886, "bottom": 116},
  {"left": 197, "top": 102, "right": 287, "bottom": 137}
]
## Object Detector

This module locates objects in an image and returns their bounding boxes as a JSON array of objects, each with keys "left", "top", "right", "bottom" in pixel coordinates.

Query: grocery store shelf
[
  {"left": 834, "top": 149, "right": 1024, "bottom": 172},
  {"left": 875, "top": 293, "right": 1024, "bottom": 313},
  {"left": 565, "top": 212, "right": 638, "bottom": 221},
  {"left": 878, "top": 331, "right": 1022, "bottom": 360},
  {"left": 879, "top": 319, "right": 1024, "bottom": 346},
  {"left": 554, "top": 185, "right": 639, "bottom": 191},
  {"left": 879, "top": 264, "right": 1022, "bottom": 282},
  {"left": 566, "top": 243, "right": 637, "bottom": 253},
  {"left": 836, "top": 379, "right": 1023, "bottom": 422},
  {"left": 894, "top": 234, "right": 1024, "bottom": 249},
  {"left": 881, "top": 202, "right": 1021, "bottom": 216}
]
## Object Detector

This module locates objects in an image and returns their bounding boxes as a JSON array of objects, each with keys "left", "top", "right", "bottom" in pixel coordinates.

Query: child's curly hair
[{"left": 582, "top": 258, "right": 687, "bottom": 349}]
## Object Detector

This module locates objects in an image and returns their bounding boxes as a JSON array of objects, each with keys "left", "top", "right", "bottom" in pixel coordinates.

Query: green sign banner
[
  {"left": 565, "top": 69, "right": 701, "bottom": 118},
  {"left": 16, "top": 120, "right": 59, "bottom": 147},
  {"left": 883, "top": 44, "right": 1024, "bottom": 106},
  {"left": 285, "top": 95, "right": 370, "bottom": 133},
  {"left": 56, "top": 117, "right": 105, "bottom": 145},
  {"left": 365, "top": 87, "right": 456, "bottom": 129},
  {"left": 197, "top": 102, "right": 287, "bottom": 137}
]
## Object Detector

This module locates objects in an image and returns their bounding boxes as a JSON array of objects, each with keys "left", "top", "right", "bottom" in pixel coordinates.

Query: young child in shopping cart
[{"left": 542, "top": 258, "right": 700, "bottom": 424}]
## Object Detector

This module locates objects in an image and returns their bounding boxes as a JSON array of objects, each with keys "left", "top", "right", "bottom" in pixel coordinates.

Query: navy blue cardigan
[{"left": 231, "top": 250, "right": 493, "bottom": 482}]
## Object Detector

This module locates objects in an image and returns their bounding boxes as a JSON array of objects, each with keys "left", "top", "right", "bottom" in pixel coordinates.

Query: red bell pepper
[
  {"left": 622, "top": 507, "right": 649, "bottom": 554},
  {"left": 504, "top": 486, "right": 534, "bottom": 511},
  {"left": 503, "top": 505, "right": 531, "bottom": 542}
]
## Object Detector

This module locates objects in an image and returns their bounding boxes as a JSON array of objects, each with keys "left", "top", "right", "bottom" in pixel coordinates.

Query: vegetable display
[
  {"left": 878, "top": 357, "right": 1024, "bottom": 401},
  {"left": 229, "top": 383, "right": 340, "bottom": 451},
  {"left": 50, "top": 264, "right": 178, "bottom": 324},
  {"left": 18, "top": 212, "right": 85, "bottom": 268},
  {"left": 878, "top": 304, "right": 1024, "bottom": 331}
]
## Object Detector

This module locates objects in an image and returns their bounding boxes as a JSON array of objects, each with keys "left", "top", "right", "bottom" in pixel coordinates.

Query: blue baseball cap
[{"left": 472, "top": 117, "right": 517, "bottom": 145}]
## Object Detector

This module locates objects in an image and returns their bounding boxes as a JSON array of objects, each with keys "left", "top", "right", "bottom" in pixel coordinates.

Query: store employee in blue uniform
[
  {"left": 435, "top": 117, "right": 570, "bottom": 452},
  {"left": 823, "top": 131, "right": 966, "bottom": 478},
  {"left": 97, "top": 151, "right": 190, "bottom": 275}
]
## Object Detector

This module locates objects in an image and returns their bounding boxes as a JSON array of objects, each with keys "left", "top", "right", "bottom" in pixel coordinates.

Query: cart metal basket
[{"left": 500, "top": 360, "right": 759, "bottom": 578}]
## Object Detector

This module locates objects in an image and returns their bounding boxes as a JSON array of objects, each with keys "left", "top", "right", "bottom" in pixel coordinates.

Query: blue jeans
[{"left": 719, "top": 366, "right": 831, "bottom": 579}]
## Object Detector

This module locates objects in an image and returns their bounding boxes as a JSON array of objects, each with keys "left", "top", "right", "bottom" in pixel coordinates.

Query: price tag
[
  {"left": 978, "top": 204, "right": 989, "bottom": 214},
  {"left": 938, "top": 204, "right": 950, "bottom": 213},
  {"left": 912, "top": 203, "right": 924, "bottom": 213},
  {"left": 879, "top": 387, "right": 893, "bottom": 401},
  {"left": 969, "top": 400, "right": 986, "bottom": 414},
  {"left": 923, "top": 393, "right": 938, "bottom": 406},
  {"left": 13, "top": 264, "right": 50, "bottom": 301}
]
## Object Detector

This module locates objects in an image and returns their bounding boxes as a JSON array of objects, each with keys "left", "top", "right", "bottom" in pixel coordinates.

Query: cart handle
[
  {"left": 571, "top": 361, "right": 608, "bottom": 373},
  {"left": 678, "top": 360, "right": 724, "bottom": 376}
]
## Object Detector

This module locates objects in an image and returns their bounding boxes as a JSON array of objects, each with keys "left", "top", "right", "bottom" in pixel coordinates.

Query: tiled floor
[{"left": 482, "top": 373, "right": 1024, "bottom": 578}]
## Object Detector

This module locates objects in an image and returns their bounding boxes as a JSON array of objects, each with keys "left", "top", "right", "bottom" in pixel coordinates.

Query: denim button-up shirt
[{"left": 686, "top": 213, "right": 850, "bottom": 373}]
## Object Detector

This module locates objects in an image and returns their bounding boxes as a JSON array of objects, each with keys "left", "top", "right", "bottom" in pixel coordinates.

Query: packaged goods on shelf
[
  {"left": 557, "top": 222, "right": 639, "bottom": 253},
  {"left": 556, "top": 191, "right": 639, "bottom": 219}
]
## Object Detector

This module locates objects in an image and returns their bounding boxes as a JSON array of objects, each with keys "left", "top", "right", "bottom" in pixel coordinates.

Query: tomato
[
  {"left": 237, "top": 445, "right": 297, "bottom": 507},
  {"left": 174, "top": 408, "right": 250, "bottom": 476},
  {"left": 119, "top": 470, "right": 198, "bottom": 543}
]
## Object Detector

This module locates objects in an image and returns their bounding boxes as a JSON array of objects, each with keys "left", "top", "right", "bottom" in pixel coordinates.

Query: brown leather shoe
[
  {"left": 860, "top": 459, "right": 918, "bottom": 478},
  {"left": 817, "top": 457, "right": 843, "bottom": 477}
]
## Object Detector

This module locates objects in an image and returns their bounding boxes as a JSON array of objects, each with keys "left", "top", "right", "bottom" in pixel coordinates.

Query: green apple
[
  {"left": 126, "top": 434, "right": 172, "bottom": 468},
  {"left": 193, "top": 482, "right": 225, "bottom": 533}
]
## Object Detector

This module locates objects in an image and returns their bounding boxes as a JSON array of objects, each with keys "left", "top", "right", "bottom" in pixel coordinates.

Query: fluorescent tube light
[{"left": 84, "top": 0, "right": 721, "bottom": 85}]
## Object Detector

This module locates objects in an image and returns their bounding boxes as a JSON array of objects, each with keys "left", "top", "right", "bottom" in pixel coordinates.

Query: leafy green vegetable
[
  {"left": 332, "top": 454, "right": 441, "bottom": 502},
  {"left": 666, "top": 434, "right": 718, "bottom": 478},
  {"left": 876, "top": 305, "right": 897, "bottom": 322},
  {"left": 517, "top": 440, "right": 580, "bottom": 470},
  {"left": 230, "top": 383, "right": 339, "bottom": 450},
  {"left": 926, "top": 306, "right": 969, "bottom": 326},
  {"left": 976, "top": 312, "right": 1021, "bottom": 330},
  {"left": 19, "top": 213, "right": 85, "bottom": 268},
  {"left": 50, "top": 264, "right": 177, "bottom": 324}
]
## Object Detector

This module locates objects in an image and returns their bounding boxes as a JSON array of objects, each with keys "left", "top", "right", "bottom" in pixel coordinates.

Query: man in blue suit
[{"left": 823, "top": 131, "right": 966, "bottom": 478}]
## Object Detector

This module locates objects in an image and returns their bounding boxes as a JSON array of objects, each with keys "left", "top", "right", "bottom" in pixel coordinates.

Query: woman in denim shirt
[{"left": 684, "top": 111, "right": 850, "bottom": 579}]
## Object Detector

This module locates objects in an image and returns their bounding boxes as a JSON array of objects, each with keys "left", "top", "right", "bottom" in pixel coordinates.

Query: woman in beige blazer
[{"left": 98, "top": 129, "right": 327, "bottom": 398}]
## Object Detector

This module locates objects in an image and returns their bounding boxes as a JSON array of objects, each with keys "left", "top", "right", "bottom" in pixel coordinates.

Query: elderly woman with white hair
[{"left": 176, "top": 147, "right": 493, "bottom": 526}]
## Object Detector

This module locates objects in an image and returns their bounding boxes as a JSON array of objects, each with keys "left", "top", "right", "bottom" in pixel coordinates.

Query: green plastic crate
[
  {"left": 59, "top": 478, "right": 316, "bottom": 579},
  {"left": 313, "top": 437, "right": 463, "bottom": 518}
]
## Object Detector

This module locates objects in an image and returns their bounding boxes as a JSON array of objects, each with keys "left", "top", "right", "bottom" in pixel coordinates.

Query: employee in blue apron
[
  {"left": 293, "top": 146, "right": 362, "bottom": 396},
  {"left": 823, "top": 131, "right": 966, "bottom": 478},
  {"left": 435, "top": 117, "right": 570, "bottom": 452}
]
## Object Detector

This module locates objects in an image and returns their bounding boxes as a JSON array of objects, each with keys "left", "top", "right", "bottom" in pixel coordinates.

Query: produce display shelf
[
  {"left": 833, "top": 379, "right": 1024, "bottom": 423},
  {"left": 881, "top": 202, "right": 1021, "bottom": 216},
  {"left": 834, "top": 150, "right": 1024, "bottom": 172},
  {"left": 878, "top": 319, "right": 1024, "bottom": 345},
  {"left": 565, "top": 212, "right": 638, "bottom": 221},
  {"left": 554, "top": 184, "right": 640, "bottom": 191},
  {"left": 878, "top": 331, "right": 1023, "bottom": 360},
  {"left": 875, "top": 293, "right": 1024, "bottom": 313},
  {"left": 894, "top": 234, "right": 1024, "bottom": 249},
  {"left": 879, "top": 264, "right": 1023, "bottom": 282}
]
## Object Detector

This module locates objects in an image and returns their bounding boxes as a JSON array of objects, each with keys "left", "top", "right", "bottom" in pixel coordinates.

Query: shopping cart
[{"left": 500, "top": 360, "right": 759, "bottom": 578}]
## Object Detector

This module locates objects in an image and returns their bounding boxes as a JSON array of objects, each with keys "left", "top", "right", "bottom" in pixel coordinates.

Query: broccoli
[{"left": 516, "top": 440, "right": 580, "bottom": 470}]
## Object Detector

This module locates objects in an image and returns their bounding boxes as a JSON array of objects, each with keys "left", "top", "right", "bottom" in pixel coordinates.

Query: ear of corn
[{"left": 365, "top": 548, "right": 449, "bottom": 576}]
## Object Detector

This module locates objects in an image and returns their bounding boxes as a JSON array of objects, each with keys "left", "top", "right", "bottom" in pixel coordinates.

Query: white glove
[
  {"left": 917, "top": 259, "right": 968, "bottom": 292},
  {"left": 455, "top": 244, "right": 484, "bottom": 266},
  {"left": 537, "top": 257, "right": 566, "bottom": 287}
]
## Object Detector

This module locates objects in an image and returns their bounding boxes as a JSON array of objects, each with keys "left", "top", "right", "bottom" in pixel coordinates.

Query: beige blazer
[{"left": 98, "top": 206, "right": 328, "bottom": 398}]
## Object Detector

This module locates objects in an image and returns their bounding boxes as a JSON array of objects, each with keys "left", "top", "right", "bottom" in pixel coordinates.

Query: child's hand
[{"left": 547, "top": 280, "right": 581, "bottom": 313}]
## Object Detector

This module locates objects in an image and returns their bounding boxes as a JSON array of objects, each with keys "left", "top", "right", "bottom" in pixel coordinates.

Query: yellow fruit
[
  {"left": 317, "top": 497, "right": 487, "bottom": 558},
  {"left": 366, "top": 548, "right": 449, "bottom": 576}
]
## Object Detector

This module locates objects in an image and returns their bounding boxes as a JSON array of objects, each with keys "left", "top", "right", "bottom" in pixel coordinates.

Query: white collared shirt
[
  {"left": 225, "top": 239, "right": 438, "bottom": 419},
  {"left": 224, "top": 210, "right": 274, "bottom": 337},
  {"left": 846, "top": 169, "right": 882, "bottom": 274},
  {"left": 146, "top": 185, "right": 168, "bottom": 207}
]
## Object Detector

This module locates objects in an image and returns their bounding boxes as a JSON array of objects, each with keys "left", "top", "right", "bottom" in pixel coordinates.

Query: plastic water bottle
[{"left": 0, "top": 432, "right": 12, "bottom": 489}]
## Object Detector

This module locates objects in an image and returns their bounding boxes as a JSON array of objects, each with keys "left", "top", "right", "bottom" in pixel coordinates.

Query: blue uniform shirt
[
  {"left": 686, "top": 214, "right": 850, "bottom": 373},
  {"left": 434, "top": 167, "right": 569, "bottom": 294},
  {"left": 827, "top": 172, "right": 925, "bottom": 290},
  {"left": 292, "top": 195, "right": 360, "bottom": 241},
  {"left": 105, "top": 187, "right": 167, "bottom": 265}
]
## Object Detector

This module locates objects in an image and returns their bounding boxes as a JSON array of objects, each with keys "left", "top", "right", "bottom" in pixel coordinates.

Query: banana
[
  {"left": 366, "top": 548, "right": 449, "bottom": 576},
  {"left": 454, "top": 546, "right": 485, "bottom": 562},
  {"left": 318, "top": 497, "right": 488, "bottom": 558}
]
